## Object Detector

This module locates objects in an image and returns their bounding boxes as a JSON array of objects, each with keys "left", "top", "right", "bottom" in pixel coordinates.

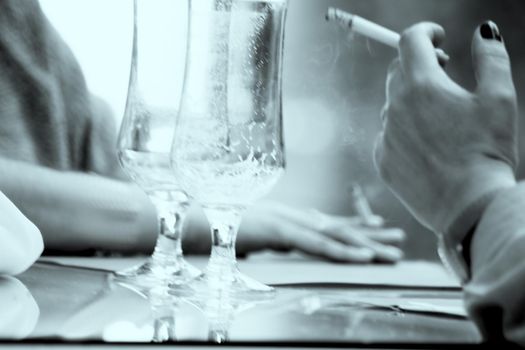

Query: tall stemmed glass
[
  {"left": 171, "top": 0, "right": 288, "bottom": 296},
  {"left": 115, "top": 0, "right": 201, "bottom": 286}
]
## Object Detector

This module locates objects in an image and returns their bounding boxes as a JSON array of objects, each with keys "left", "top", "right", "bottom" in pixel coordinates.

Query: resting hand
[
  {"left": 374, "top": 22, "right": 518, "bottom": 235},
  {"left": 0, "top": 192, "right": 43, "bottom": 275},
  {"left": 237, "top": 201, "right": 405, "bottom": 263}
]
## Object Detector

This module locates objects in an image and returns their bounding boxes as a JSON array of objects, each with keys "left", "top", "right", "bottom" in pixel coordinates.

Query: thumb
[{"left": 472, "top": 21, "right": 515, "bottom": 97}]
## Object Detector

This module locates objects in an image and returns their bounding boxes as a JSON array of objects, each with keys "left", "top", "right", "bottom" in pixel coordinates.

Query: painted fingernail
[{"left": 480, "top": 21, "right": 503, "bottom": 42}]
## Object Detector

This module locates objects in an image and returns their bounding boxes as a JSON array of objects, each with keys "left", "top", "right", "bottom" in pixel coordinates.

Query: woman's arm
[
  {"left": 0, "top": 153, "right": 406, "bottom": 262},
  {"left": 0, "top": 157, "right": 157, "bottom": 253}
]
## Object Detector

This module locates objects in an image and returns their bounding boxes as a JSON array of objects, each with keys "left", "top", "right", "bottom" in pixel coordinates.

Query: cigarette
[
  {"left": 326, "top": 7, "right": 449, "bottom": 62},
  {"left": 326, "top": 7, "right": 399, "bottom": 48},
  {"left": 350, "top": 184, "right": 384, "bottom": 228}
]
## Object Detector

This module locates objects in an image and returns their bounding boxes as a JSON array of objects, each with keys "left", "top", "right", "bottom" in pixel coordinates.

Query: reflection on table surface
[{"left": 0, "top": 256, "right": 481, "bottom": 346}]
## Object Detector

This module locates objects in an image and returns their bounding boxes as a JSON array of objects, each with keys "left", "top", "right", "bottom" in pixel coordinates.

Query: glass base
[
  {"left": 114, "top": 257, "right": 202, "bottom": 288},
  {"left": 176, "top": 247, "right": 274, "bottom": 302},
  {"left": 186, "top": 269, "right": 274, "bottom": 299},
  {"left": 113, "top": 232, "right": 202, "bottom": 289}
]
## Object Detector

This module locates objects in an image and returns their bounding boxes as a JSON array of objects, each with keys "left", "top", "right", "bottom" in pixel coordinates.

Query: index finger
[{"left": 399, "top": 22, "right": 446, "bottom": 80}]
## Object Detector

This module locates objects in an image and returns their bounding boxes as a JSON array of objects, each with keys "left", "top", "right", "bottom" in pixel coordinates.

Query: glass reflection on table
[
  {"left": 0, "top": 261, "right": 483, "bottom": 346},
  {"left": 0, "top": 277, "right": 39, "bottom": 340}
]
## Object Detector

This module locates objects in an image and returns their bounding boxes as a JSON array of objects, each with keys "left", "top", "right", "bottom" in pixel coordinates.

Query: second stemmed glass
[
  {"left": 115, "top": 0, "right": 201, "bottom": 287},
  {"left": 171, "top": 0, "right": 288, "bottom": 297}
]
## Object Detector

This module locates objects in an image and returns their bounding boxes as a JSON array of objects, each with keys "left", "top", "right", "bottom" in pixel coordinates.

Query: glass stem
[
  {"left": 208, "top": 319, "right": 231, "bottom": 344},
  {"left": 150, "top": 201, "right": 188, "bottom": 266},
  {"left": 203, "top": 207, "right": 243, "bottom": 282},
  {"left": 152, "top": 307, "right": 177, "bottom": 342}
]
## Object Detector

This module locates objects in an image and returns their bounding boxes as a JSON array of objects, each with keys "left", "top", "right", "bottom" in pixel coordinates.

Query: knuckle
[
  {"left": 489, "top": 88, "right": 517, "bottom": 110},
  {"left": 408, "top": 74, "right": 435, "bottom": 92},
  {"left": 398, "top": 30, "right": 412, "bottom": 51},
  {"left": 400, "top": 22, "right": 444, "bottom": 54},
  {"left": 400, "top": 22, "right": 432, "bottom": 46},
  {"left": 400, "top": 25, "right": 419, "bottom": 44},
  {"left": 402, "top": 22, "right": 442, "bottom": 38}
]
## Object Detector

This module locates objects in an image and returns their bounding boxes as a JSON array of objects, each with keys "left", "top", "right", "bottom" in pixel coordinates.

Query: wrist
[
  {"left": 437, "top": 189, "right": 501, "bottom": 283},
  {"left": 437, "top": 163, "right": 516, "bottom": 283},
  {"left": 439, "top": 160, "right": 516, "bottom": 234}
]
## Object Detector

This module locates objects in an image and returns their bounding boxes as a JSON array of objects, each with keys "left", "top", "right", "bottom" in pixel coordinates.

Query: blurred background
[{"left": 40, "top": 0, "right": 525, "bottom": 260}]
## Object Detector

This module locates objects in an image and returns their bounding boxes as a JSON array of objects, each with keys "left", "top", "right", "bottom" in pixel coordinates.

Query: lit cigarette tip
[
  {"left": 325, "top": 7, "right": 353, "bottom": 27},
  {"left": 325, "top": 7, "right": 335, "bottom": 22}
]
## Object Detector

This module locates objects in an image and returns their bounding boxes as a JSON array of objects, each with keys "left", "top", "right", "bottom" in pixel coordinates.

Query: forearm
[
  {"left": 463, "top": 181, "right": 525, "bottom": 345},
  {"left": 0, "top": 158, "right": 157, "bottom": 253}
]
